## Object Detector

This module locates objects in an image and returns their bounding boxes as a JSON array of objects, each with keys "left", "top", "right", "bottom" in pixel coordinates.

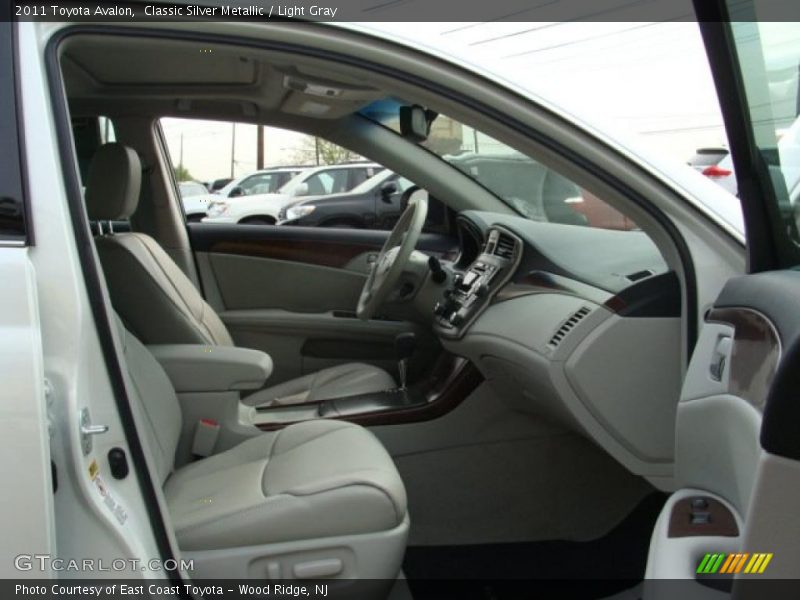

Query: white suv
[{"left": 203, "top": 163, "right": 383, "bottom": 225}]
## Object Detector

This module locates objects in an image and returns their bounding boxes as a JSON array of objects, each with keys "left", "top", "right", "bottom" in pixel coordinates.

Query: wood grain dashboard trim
[
  {"left": 256, "top": 359, "right": 483, "bottom": 431},
  {"left": 209, "top": 238, "right": 379, "bottom": 269},
  {"left": 707, "top": 307, "right": 781, "bottom": 412}
]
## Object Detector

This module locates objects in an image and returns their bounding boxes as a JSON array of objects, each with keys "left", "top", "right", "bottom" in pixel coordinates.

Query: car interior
[{"left": 49, "top": 23, "right": 789, "bottom": 596}]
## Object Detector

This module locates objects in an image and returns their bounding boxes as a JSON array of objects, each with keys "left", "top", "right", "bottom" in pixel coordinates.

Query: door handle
[{"left": 709, "top": 335, "right": 732, "bottom": 382}]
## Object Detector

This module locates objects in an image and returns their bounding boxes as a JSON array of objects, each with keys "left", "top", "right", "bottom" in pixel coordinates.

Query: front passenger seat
[
  {"left": 115, "top": 313, "right": 408, "bottom": 579},
  {"left": 85, "top": 143, "right": 395, "bottom": 407}
]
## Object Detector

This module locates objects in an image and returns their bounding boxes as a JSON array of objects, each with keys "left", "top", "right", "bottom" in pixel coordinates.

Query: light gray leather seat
[
  {"left": 86, "top": 143, "right": 395, "bottom": 407},
  {"left": 117, "top": 314, "right": 408, "bottom": 573}
]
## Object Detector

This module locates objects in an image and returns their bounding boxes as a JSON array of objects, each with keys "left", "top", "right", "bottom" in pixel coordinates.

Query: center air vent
[
  {"left": 548, "top": 306, "right": 592, "bottom": 349},
  {"left": 493, "top": 232, "right": 516, "bottom": 260}
]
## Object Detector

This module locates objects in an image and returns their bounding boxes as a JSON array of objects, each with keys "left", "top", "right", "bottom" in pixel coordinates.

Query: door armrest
[{"left": 147, "top": 345, "right": 273, "bottom": 393}]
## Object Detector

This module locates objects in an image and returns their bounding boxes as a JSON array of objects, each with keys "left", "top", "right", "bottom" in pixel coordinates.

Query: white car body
[
  {"left": 203, "top": 163, "right": 383, "bottom": 224},
  {"left": 7, "top": 8, "right": 800, "bottom": 590},
  {"left": 178, "top": 181, "right": 216, "bottom": 221}
]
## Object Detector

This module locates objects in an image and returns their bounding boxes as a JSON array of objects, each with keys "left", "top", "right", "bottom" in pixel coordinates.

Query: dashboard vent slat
[
  {"left": 548, "top": 306, "right": 591, "bottom": 349},
  {"left": 493, "top": 233, "right": 516, "bottom": 259}
]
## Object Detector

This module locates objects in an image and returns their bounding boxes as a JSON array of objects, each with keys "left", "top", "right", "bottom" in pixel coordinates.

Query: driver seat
[{"left": 86, "top": 143, "right": 395, "bottom": 407}]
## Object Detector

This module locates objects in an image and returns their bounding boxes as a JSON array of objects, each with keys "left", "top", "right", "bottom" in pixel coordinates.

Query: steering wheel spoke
[{"left": 356, "top": 188, "right": 428, "bottom": 320}]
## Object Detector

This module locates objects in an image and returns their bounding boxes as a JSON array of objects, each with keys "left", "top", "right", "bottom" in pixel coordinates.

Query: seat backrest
[
  {"left": 114, "top": 314, "right": 182, "bottom": 485},
  {"left": 86, "top": 143, "right": 233, "bottom": 346}
]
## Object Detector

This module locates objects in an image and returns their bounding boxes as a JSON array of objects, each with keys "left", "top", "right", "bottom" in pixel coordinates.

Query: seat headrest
[{"left": 85, "top": 143, "right": 142, "bottom": 221}]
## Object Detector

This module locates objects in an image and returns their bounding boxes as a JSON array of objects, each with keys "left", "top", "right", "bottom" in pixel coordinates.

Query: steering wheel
[{"left": 357, "top": 188, "right": 428, "bottom": 320}]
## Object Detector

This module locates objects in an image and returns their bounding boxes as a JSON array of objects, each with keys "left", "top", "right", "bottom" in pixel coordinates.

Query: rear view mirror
[
  {"left": 228, "top": 186, "right": 244, "bottom": 198},
  {"left": 293, "top": 183, "right": 309, "bottom": 197},
  {"left": 400, "top": 105, "right": 437, "bottom": 142},
  {"left": 379, "top": 181, "right": 398, "bottom": 203}
]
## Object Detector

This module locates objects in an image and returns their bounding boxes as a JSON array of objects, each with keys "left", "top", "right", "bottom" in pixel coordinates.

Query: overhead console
[{"left": 433, "top": 226, "right": 522, "bottom": 339}]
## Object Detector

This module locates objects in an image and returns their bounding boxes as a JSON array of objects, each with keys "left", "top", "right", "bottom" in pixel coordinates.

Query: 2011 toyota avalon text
[{"left": 2, "top": 1, "right": 800, "bottom": 599}]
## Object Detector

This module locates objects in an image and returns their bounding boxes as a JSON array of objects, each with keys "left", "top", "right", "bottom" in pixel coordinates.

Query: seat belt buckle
[{"left": 192, "top": 418, "right": 220, "bottom": 458}]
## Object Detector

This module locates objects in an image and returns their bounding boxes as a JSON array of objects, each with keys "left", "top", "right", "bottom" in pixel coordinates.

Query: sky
[{"left": 160, "top": 21, "right": 727, "bottom": 183}]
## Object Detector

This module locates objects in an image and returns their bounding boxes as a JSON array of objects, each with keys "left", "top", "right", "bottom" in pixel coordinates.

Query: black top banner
[{"left": 8, "top": 0, "right": 800, "bottom": 23}]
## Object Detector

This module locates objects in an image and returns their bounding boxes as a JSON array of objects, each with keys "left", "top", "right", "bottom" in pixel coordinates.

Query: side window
[
  {"left": 350, "top": 168, "right": 371, "bottom": 188},
  {"left": 71, "top": 115, "right": 124, "bottom": 233},
  {"left": 159, "top": 117, "right": 446, "bottom": 233},
  {"left": 305, "top": 172, "right": 334, "bottom": 196},
  {"left": 239, "top": 173, "right": 274, "bottom": 196},
  {"left": 72, "top": 116, "right": 117, "bottom": 186},
  {"left": 332, "top": 170, "right": 351, "bottom": 193}
]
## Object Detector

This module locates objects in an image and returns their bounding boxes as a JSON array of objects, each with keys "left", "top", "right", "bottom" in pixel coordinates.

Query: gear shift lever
[{"left": 394, "top": 332, "right": 417, "bottom": 390}]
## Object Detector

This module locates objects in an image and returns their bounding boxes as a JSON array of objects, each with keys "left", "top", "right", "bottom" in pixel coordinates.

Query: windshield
[
  {"left": 361, "top": 98, "right": 600, "bottom": 223},
  {"left": 179, "top": 182, "right": 206, "bottom": 197}
]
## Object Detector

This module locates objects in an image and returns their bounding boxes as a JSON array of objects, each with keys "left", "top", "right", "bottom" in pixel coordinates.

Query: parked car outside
[
  {"left": 692, "top": 117, "right": 800, "bottom": 199},
  {"left": 206, "top": 177, "right": 233, "bottom": 193},
  {"left": 178, "top": 180, "right": 217, "bottom": 222},
  {"left": 214, "top": 166, "right": 309, "bottom": 199},
  {"left": 688, "top": 147, "right": 737, "bottom": 195},
  {"left": 203, "top": 162, "right": 384, "bottom": 224},
  {"left": 278, "top": 169, "right": 414, "bottom": 228}
]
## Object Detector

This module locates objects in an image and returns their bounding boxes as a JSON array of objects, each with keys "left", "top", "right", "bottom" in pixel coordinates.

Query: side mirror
[
  {"left": 379, "top": 181, "right": 398, "bottom": 203},
  {"left": 293, "top": 183, "right": 309, "bottom": 197},
  {"left": 228, "top": 186, "right": 244, "bottom": 198}
]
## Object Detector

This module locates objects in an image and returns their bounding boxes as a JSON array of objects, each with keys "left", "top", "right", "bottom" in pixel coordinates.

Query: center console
[{"left": 434, "top": 226, "right": 522, "bottom": 339}]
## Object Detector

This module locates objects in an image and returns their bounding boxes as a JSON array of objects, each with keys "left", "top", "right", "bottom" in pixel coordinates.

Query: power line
[{"left": 503, "top": 20, "right": 671, "bottom": 59}]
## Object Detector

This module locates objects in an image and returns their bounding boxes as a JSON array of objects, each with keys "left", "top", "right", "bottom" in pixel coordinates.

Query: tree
[
  {"left": 173, "top": 164, "right": 194, "bottom": 181},
  {"left": 293, "top": 137, "right": 362, "bottom": 165}
]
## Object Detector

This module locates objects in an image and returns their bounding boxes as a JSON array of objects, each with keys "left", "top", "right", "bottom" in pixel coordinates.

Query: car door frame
[{"left": 695, "top": 3, "right": 798, "bottom": 271}]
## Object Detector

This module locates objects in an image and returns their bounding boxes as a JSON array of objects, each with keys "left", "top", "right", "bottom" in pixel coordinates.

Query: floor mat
[{"left": 402, "top": 492, "right": 665, "bottom": 599}]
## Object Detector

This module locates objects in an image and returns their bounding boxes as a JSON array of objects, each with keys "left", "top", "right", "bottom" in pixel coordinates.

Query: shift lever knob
[
  {"left": 395, "top": 332, "right": 417, "bottom": 360},
  {"left": 395, "top": 333, "right": 416, "bottom": 390}
]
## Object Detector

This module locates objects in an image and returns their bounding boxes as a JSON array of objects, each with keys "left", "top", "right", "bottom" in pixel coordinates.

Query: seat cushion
[
  {"left": 244, "top": 362, "right": 395, "bottom": 407},
  {"left": 163, "top": 420, "right": 407, "bottom": 551}
]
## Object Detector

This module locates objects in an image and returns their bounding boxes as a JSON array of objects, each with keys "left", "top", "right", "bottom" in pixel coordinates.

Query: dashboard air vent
[
  {"left": 548, "top": 306, "right": 592, "bottom": 349},
  {"left": 493, "top": 233, "right": 516, "bottom": 260}
]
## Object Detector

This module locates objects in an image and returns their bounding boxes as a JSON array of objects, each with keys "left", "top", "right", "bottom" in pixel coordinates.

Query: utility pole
[
  {"left": 314, "top": 137, "right": 320, "bottom": 165},
  {"left": 230, "top": 123, "right": 236, "bottom": 178},
  {"left": 256, "top": 125, "right": 264, "bottom": 170},
  {"left": 179, "top": 133, "right": 184, "bottom": 170}
]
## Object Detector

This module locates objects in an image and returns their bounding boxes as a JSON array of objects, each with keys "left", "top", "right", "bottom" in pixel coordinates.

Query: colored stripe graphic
[
  {"left": 697, "top": 554, "right": 713, "bottom": 574},
  {"left": 745, "top": 554, "right": 761, "bottom": 574},
  {"left": 757, "top": 553, "right": 773, "bottom": 574},
  {"left": 711, "top": 554, "right": 726, "bottom": 573},
  {"left": 720, "top": 554, "right": 736, "bottom": 573},
  {"left": 697, "top": 553, "right": 727, "bottom": 574},
  {"left": 733, "top": 553, "right": 749, "bottom": 573},
  {"left": 698, "top": 552, "right": 774, "bottom": 575}
]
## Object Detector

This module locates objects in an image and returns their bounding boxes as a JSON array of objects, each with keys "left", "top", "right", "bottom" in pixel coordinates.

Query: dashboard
[{"left": 433, "top": 211, "right": 684, "bottom": 483}]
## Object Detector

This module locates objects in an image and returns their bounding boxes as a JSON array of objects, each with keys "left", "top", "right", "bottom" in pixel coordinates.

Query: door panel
[
  {"left": 188, "top": 224, "right": 455, "bottom": 384},
  {"left": 208, "top": 254, "right": 365, "bottom": 311}
]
